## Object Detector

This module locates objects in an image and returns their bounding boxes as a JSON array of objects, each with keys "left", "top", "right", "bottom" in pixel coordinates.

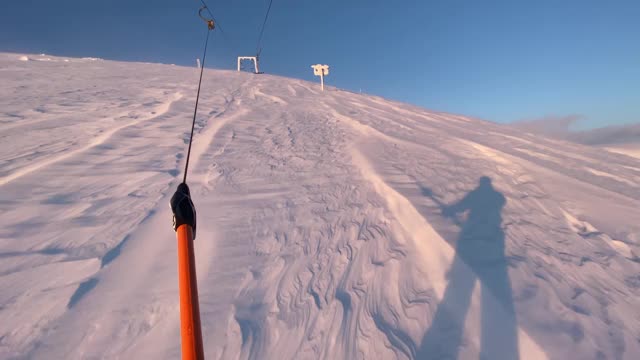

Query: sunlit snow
[{"left": 1, "top": 53, "right": 639, "bottom": 359}]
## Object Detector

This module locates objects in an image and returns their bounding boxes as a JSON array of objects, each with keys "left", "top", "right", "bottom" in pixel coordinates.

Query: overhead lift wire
[
  {"left": 198, "top": 0, "right": 222, "bottom": 32},
  {"left": 182, "top": 9, "right": 214, "bottom": 184},
  {"left": 255, "top": 0, "right": 275, "bottom": 57},
  {"left": 197, "top": 0, "right": 235, "bottom": 51}
]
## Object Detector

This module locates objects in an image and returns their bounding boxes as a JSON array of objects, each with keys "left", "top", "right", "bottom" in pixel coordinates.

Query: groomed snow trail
[{"left": 1, "top": 54, "right": 639, "bottom": 360}]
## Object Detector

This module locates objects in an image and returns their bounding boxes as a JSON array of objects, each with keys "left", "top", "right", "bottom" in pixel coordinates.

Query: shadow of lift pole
[{"left": 417, "top": 176, "right": 519, "bottom": 360}]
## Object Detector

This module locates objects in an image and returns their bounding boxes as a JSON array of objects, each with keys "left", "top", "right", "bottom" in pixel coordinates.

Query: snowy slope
[
  {"left": 1, "top": 53, "right": 639, "bottom": 360},
  {"left": 512, "top": 120, "right": 640, "bottom": 161},
  {"left": 605, "top": 145, "right": 640, "bottom": 159}
]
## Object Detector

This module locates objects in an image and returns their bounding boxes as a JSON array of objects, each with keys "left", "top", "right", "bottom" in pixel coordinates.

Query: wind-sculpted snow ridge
[{"left": 0, "top": 53, "right": 639, "bottom": 359}]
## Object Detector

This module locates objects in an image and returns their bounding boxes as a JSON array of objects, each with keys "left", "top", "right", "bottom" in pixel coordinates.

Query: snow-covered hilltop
[{"left": 1, "top": 53, "right": 639, "bottom": 359}]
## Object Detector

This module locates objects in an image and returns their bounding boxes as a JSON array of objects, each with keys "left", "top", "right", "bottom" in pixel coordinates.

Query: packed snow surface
[{"left": 1, "top": 53, "right": 639, "bottom": 359}]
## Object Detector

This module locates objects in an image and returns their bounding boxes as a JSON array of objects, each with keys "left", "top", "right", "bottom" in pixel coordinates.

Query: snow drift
[{"left": 1, "top": 53, "right": 639, "bottom": 359}]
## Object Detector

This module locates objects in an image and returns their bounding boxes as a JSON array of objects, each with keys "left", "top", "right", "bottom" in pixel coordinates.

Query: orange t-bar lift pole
[
  {"left": 171, "top": 184, "right": 204, "bottom": 359},
  {"left": 171, "top": 5, "right": 216, "bottom": 358}
]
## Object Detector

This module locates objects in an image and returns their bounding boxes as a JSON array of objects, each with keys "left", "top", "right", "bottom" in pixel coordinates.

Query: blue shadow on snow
[{"left": 417, "top": 176, "right": 519, "bottom": 360}]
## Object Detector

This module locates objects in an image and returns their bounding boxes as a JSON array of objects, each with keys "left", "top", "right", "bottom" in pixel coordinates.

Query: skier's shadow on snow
[{"left": 417, "top": 176, "right": 518, "bottom": 360}]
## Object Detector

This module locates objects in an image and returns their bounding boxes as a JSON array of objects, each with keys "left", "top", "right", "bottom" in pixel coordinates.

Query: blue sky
[{"left": 1, "top": 0, "right": 638, "bottom": 129}]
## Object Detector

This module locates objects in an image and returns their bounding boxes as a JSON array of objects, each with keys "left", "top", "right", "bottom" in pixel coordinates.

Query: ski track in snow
[
  {"left": 0, "top": 93, "right": 183, "bottom": 187},
  {"left": 1, "top": 53, "right": 639, "bottom": 360}
]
